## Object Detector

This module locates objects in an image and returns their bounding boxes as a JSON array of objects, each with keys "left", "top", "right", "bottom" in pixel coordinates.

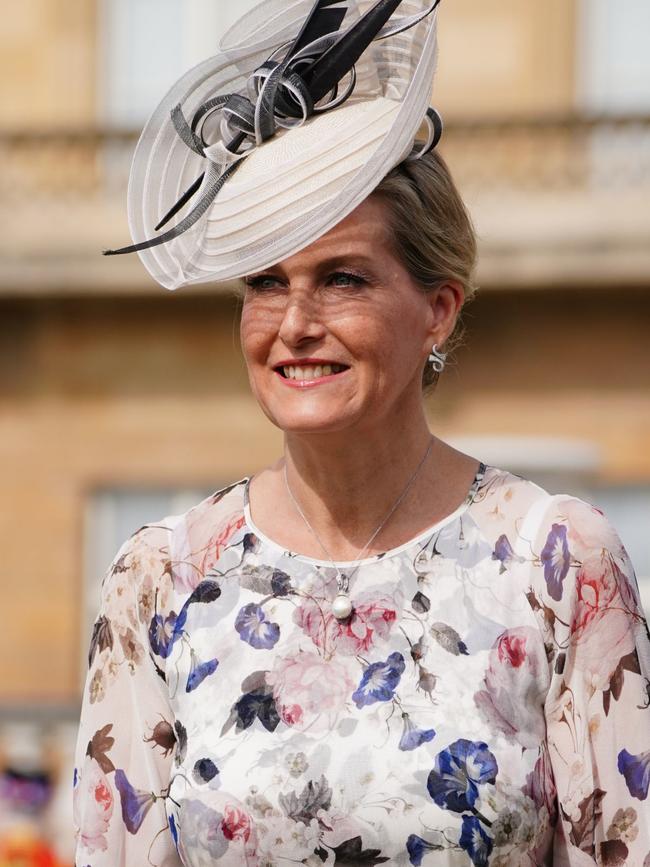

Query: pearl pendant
[{"left": 332, "top": 593, "right": 353, "bottom": 620}]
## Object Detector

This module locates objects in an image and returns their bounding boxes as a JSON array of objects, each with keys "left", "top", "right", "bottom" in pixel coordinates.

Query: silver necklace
[{"left": 283, "top": 437, "right": 434, "bottom": 620}]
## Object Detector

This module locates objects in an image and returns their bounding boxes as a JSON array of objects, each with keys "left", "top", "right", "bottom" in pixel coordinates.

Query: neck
[{"left": 278, "top": 409, "right": 439, "bottom": 555}]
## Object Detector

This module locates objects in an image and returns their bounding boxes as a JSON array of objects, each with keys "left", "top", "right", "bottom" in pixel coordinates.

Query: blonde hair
[{"left": 371, "top": 149, "right": 478, "bottom": 394}]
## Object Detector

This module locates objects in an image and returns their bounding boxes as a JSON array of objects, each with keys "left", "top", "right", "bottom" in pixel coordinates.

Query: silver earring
[{"left": 428, "top": 343, "right": 447, "bottom": 373}]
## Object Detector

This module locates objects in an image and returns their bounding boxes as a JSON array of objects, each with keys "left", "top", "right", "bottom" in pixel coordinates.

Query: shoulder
[
  {"left": 481, "top": 467, "right": 647, "bottom": 673},
  {"left": 477, "top": 464, "right": 627, "bottom": 557},
  {"left": 529, "top": 491, "right": 643, "bottom": 630},
  {"left": 107, "top": 475, "right": 249, "bottom": 593},
  {"left": 154, "top": 476, "right": 250, "bottom": 594},
  {"left": 476, "top": 465, "right": 640, "bottom": 609},
  {"left": 88, "top": 478, "right": 250, "bottom": 688},
  {"left": 471, "top": 464, "right": 564, "bottom": 557},
  {"left": 96, "top": 520, "right": 176, "bottom": 644},
  {"left": 475, "top": 463, "right": 556, "bottom": 518},
  {"left": 503, "top": 477, "right": 646, "bottom": 662}
]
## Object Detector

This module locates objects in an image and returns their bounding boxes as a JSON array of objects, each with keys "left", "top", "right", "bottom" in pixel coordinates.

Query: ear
[{"left": 422, "top": 280, "right": 465, "bottom": 353}]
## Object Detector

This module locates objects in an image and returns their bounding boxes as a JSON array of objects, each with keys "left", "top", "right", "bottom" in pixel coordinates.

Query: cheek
[
  {"left": 363, "top": 316, "right": 408, "bottom": 359},
  {"left": 239, "top": 308, "right": 269, "bottom": 363},
  {"left": 365, "top": 311, "right": 425, "bottom": 383}
]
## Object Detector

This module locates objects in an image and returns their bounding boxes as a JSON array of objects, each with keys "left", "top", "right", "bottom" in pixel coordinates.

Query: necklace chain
[{"left": 283, "top": 437, "right": 434, "bottom": 593}]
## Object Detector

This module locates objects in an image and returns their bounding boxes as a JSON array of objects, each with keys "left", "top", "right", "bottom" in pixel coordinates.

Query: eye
[
  {"left": 328, "top": 271, "right": 367, "bottom": 288},
  {"left": 244, "top": 274, "right": 282, "bottom": 291}
]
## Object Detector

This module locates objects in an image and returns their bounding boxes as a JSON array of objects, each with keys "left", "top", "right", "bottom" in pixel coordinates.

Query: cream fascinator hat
[{"left": 105, "top": 0, "right": 443, "bottom": 290}]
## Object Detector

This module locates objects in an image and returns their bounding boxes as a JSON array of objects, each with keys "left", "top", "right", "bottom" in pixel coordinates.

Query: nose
[{"left": 277, "top": 289, "right": 327, "bottom": 347}]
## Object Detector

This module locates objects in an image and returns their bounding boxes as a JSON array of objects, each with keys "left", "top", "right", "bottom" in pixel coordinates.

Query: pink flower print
[
  {"left": 222, "top": 804, "right": 253, "bottom": 842},
  {"left": 208, "top": 511, "right": 246, "bottom": 563},
  {"left": 178, "top": 794, "right": 259, "bottom": 865},
  {"left": 173, "top": 507, "right": 246, "bottom": 591},
  {"left": 292, "top": 597, "right": 338, "bottom": 653},
  {"left": 474, "top": 627, "right": 549, "bottom": 749},
  {"left": 73, "top": 756, "right": 114, "bottom": 853},
  {"left": 560, "top": 498, "right": 625, "bottom": 559},
  {"left": 279, "top": 703, "right": 304, "bottom": 725},
  {"left": 497, "top": 632, "right": 527, "bottom": 668},
  {"left": 266, "top": 651, "right": 355, "bottom": 733},
  {"left": 572, "top": 552, "right": 619, "bottom": 635},
  {"left": 337, "top": 597, "right": 397, "bottom": 655},
  {"left": 570, "top": 551, "right": 637, "bottom": 689},
  {"left": 293, "top": 592, "right": 397, "bottom": 656}
]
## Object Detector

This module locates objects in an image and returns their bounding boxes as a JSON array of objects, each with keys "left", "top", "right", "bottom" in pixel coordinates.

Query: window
[
  {"left": 577, "top": 0, "right": 650, "bottom": 113},
  {"left": 98, "top": 0, "right": 259, "bottom": 126}
]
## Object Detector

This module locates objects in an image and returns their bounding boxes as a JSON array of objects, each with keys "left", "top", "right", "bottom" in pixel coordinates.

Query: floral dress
[{"left": 73, "top": 463, "right": 650, "bottom": 866}]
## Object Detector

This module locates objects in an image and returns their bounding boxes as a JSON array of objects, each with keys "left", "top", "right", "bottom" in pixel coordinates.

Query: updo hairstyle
[{"left": 371, "top": 150, "right": 478, "bottom": 394}]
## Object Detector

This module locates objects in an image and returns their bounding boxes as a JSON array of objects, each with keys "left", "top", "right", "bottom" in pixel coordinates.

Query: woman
[{"left": 74, "top": 1, "right": 650, "bottom": 864}]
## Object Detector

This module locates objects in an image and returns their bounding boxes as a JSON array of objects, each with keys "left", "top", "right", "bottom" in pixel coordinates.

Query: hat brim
[{"left": 126, "top": 0, "right": 439, "bottom": 290}]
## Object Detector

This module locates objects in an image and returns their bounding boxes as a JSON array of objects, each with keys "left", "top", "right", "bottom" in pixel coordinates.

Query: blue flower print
[
  {"left": 168, "top": 812, "right": 179, "bottom": 853},
  {"left": 427, "top": 739, "right": 498, "bottom": 813},
  {"left": 114, "top": 769, "right": 156, "bottom": 833},
  {"left": 149, "top": 608, "right": 187, "bottom": 659},
  {"left": 459, "top": 815, "right": 493, "bottom": 867},
  {"left": 406, "top": 834, "right": 444, "bottom": 865},
  {"left": 235, "top": 603, "right": 280, "bottom": 649},
  {"left": 399, "top": 712, "right": 436, "bottom": 751},
  {"left": 352, "top": 651, "right": 405, "bottom": 708},
  {"left": 492, "top": 534, "right": 524, "bottom": 574},
  {"left": 193, "top": 757, "right": 219, "bottom": 783},
  {"left": 540, "top": 523, "right": 570, "bottom": 601},
  {"left": 232, "top": 689, "right": 281, "bottom": 733},
  {"left": 148, "top": 579, "right": 221, "bottom": 659},
  {"left": 618, "top": 748, "right": 650, "bottom": 800},
  {"left": 186, "top": 648, "right": 219, "bottom": 692},
  {"left": 187, "top": 579, "right": 222, "bottom": 605}
]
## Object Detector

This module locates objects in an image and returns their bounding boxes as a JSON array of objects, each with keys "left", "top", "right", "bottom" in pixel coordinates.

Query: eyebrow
[
  {"left": 257, "top": 253, "right": 379, "bottom": 275},
  {"left": 315, "top": 254, "right": 378, "bottom": 269}
]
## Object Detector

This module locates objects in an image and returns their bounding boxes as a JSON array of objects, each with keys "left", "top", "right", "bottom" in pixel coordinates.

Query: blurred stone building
[{"left": 1, "top": 0, "right": 649, "bottom": 730}]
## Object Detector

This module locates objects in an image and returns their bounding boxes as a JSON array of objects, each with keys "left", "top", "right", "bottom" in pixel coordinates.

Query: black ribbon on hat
[{"left": 104, "top": 0, "right": 442, "bottom": 257}]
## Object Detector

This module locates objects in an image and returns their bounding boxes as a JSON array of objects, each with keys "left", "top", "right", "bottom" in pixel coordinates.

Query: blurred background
[{"left": 1, "top": 0, "right": 649, "bottom": 863}]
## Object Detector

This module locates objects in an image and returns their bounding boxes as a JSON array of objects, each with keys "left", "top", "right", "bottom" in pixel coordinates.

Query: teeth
[{"left": 282, "top": 364, "right": 346, "bottom": 380}]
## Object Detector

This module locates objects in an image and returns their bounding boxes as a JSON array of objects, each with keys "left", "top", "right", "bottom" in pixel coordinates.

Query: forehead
[{"left": 271, "top": 195, "right": 393, "bottom": 270}]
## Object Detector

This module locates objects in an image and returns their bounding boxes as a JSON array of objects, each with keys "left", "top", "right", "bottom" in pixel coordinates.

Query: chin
[
  {"left": 274, "top": 414, "right": 355, "bottom": 435},
  {"left": 263, "top": 403, "right": 360, "bottom": 434}
]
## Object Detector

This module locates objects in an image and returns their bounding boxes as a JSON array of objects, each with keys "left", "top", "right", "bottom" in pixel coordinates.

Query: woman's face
[{"left": 239, "top": 195, "right": 460, "bottom": 435}]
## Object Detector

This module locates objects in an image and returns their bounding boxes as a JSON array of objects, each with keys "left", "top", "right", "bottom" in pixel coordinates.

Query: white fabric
[{"left": 72, "top": 464, "right": 650, "bottom": 865}]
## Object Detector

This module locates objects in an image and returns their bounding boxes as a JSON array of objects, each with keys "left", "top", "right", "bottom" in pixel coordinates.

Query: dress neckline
[{"left": 241, "top": 461, "right": 488, "bottom": 568}]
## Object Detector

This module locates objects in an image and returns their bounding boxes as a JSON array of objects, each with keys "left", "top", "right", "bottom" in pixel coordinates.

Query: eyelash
[{"left": 244, "top": 271, "right": 369, "bottom": 290}]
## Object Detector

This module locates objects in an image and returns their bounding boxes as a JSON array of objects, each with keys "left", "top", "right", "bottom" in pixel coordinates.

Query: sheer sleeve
[
  {"left": 531, "top": 495, "right": 650, "bottom": 865},
  {"left": 72, "top": 523, "right": 183, "bottom": 867}
]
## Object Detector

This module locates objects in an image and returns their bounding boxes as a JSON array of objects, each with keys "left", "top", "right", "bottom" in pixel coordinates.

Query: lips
[
  {"left": 277, "top": 363, "right": 347, "bottom": 378},
  {"left": 273, "top": 364, "right": 350, "bottom": 388}
]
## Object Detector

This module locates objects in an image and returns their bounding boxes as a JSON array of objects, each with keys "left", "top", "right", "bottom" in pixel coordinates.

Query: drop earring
[{"left": 428, "top": 344, "right": 447, "bottom": 373}]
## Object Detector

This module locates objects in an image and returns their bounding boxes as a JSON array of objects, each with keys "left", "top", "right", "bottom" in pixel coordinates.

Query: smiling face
[{"left": 239, "top": 195, "right": 462, "bottom": 436}]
